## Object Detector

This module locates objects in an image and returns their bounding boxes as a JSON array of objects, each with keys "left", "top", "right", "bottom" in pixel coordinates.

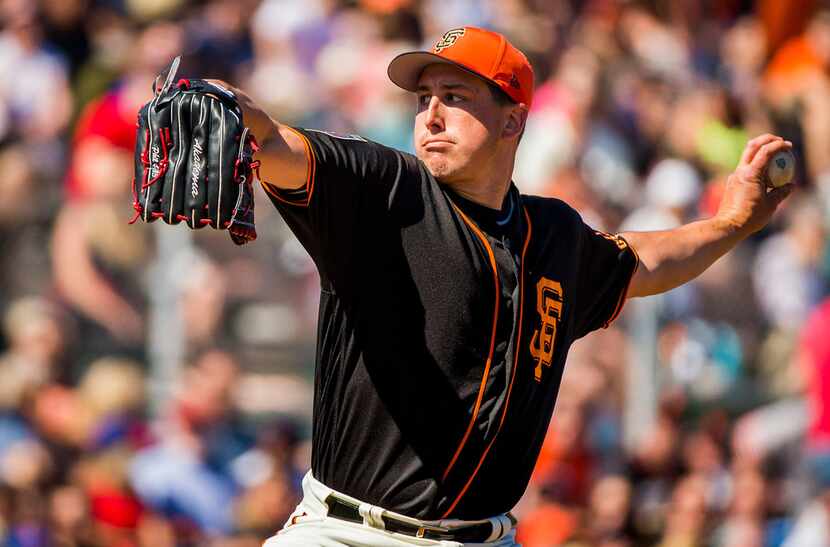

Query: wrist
[
  {"left": 245, "top": 111, "right": 277, "bottom": 146},
  {"left": 710, "top": 214, "right": 749, "bottom": 241}
]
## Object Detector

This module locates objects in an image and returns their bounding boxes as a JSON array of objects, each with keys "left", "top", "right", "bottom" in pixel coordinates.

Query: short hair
[
  {"left": 486, "top": 81, "right": 525, "bottom": 143},
  {"left": 487, "top": 81, "right": 517, "bottom": 106}
]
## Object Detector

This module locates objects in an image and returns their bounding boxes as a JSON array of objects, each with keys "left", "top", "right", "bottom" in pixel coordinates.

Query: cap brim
[{"left": 387, "top": 51, "right": 488, "bottom": 92}]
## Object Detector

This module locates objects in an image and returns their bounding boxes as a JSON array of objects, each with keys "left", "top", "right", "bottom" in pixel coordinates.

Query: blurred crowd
[{"left": 0, "top": 0, "right": 829, "bottom": 545}]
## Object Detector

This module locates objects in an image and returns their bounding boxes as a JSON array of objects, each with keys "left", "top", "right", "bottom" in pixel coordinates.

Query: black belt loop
[{"left": 323, "top": 493, "right": 508, "bottom": 543}]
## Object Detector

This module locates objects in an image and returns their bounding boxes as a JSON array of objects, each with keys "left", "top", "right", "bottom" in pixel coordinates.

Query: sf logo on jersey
[
  {"left": 530, "top": 277, "right": 564, "bottom": 382},
  {"left": 433, "top": 28, "right": 466, "bottom": 53}
]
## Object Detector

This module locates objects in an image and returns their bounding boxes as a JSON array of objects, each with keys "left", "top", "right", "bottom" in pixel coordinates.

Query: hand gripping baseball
[
  {"left": 130, "top": 56, "right": 259, "bottom": 245},
  {"left": 716, "top": 134, "right": 795, "bottom": 236}
]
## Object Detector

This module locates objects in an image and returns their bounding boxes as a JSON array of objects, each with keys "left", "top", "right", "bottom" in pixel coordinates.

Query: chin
[
  {"left": 424, "top": 158, "right": 446, "bottom": 177},
  {"left": 421, "top": 155, "right": 457, "bottom": 182}
]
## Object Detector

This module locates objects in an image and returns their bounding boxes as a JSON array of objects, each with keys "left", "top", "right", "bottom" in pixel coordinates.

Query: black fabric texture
[{"left": 265, "top": 127, "right": 638, "bottom": 519}]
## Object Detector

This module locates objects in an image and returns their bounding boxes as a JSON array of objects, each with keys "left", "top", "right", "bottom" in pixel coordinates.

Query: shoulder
[
  {"left": 520, "top": 193, "right": 583, "bottom": 228},
  {"left": 300, "top": 128, "right": 413, "bottom": 157},
  {"left": 296, "top": 127, "right": 421, "bottom": 172},
  {"left": 302, "top": 128, "right": 370, "bottom": 143}
]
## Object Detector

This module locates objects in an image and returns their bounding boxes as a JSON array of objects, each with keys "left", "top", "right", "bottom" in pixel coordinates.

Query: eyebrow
[{"left": 415, "top": 83, "right": 474, "bottom": 93}]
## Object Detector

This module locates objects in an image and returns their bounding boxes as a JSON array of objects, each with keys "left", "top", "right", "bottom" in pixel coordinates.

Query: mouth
[{"left": 422, "top": 139, "right": 454, "bottom": 150}]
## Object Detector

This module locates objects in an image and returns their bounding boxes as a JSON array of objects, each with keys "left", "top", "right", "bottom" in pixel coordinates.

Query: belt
[{"left": 324, "top": 494, "right": 515, "bottom": 542}]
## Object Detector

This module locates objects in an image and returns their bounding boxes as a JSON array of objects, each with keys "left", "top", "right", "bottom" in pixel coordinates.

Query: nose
[{"left": 424, "top": 96, "right": 444, "bottom": 133}]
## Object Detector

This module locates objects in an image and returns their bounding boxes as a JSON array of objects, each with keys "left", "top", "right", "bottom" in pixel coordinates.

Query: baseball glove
[{"left": 130, "top": 57, "right": 258, "bottom": 245}]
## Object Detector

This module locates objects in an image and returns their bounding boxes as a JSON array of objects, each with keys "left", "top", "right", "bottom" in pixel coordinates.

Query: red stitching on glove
[
  {"left": 141, "top": 128, "right": 171, "bottom": 190},
  {"left": 129, "top": 175, "right": 141, "bottom": 224}
]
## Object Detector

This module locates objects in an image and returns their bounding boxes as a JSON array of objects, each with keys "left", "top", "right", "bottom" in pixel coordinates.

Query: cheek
[
  {"left": 453, "top": 113, "right": 498, "bottom": 157},
  {"left": 413, "top": 110, "right": 427, "bottom": 137},
  {"left": 413, "top": 108, "right": 500, "bottom": 166}
]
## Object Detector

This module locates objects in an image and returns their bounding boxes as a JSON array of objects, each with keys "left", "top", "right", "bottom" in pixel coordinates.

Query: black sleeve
[
  {"left": 571, "top": 219, "right": 639, "bottom": 340},
  {"left": 260, "top": 127, "right": 417, "bottom": 285}
]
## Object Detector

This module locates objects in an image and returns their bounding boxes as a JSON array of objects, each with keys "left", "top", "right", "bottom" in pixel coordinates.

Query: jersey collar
[{"left": 445, "top": 184, "right": 520, "bottom": 236}]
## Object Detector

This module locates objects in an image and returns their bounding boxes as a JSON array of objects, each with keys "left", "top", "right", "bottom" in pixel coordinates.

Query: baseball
[{"left": 765, "top": 149, "right": 795, "bottom": 188}]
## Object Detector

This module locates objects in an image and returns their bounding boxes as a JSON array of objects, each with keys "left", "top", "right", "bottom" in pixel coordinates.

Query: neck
[
  {"left": 445, "top": 153, "right": 515, "bottom": 210},
  {"left": 450, "top": 180, "right": 510, "bottom": 209}
]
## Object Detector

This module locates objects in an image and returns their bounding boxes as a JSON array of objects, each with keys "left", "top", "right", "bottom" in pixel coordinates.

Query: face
[{"left": 414, "top": 63, "right": 512, "bottom": 182}]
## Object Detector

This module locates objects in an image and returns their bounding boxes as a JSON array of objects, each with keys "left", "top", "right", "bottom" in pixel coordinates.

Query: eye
[
  {"left": 447, "top": 93, "right": 464, "bottom": 103},
  {"left": 417, "top": 94, "right": 431, "bottom": 106}
]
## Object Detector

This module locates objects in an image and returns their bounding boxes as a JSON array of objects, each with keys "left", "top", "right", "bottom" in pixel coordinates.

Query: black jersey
[{"left": 263, "top": 127, "right": 638, "bottom": 520}]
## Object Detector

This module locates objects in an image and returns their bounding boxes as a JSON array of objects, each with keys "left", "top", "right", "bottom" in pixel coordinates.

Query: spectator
[{"left": 0, "top": 1, "right": 827, "bottom": 544}]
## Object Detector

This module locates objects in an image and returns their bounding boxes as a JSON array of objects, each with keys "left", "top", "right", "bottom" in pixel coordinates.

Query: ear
[{"left": 503, "top": 103, "right": 529, "bottom": 139}]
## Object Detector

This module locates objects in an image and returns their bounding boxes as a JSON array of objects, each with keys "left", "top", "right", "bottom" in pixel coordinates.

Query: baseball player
[{"left": 134, "top": 26, "right": 793, "bottom": 547}]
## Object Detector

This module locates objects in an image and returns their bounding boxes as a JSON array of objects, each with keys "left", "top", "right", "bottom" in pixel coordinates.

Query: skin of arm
[
  {"left": 623, "top": 134, "right": 795, "bottom": 298},
  {"left": 215, "top": 84, "right": 791, "bottom": 300}
]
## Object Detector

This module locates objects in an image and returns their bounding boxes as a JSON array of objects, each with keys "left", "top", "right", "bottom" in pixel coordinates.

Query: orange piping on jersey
[
  {"left": 260, "top": 177, "right": 292, "bottom": 204},
  {"left": 603, "top": 234, "right": 640, "bottom": 328},
  {"left": 441, "top": 206, "right": 532, "bottom": 518},
  {"left": 303, "top": 129, "right": 317, "bottom": 203},
  {"left": 259, "top": 126, "right": 316, "bottom": 207},
  {"left": 441, "top": 201, "right": 501, "bottom": 484}
]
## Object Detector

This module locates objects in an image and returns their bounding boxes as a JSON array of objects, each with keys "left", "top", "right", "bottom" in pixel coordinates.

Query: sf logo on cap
[{"left": 433, "top": 28, "right": 466, "bottom": 53}]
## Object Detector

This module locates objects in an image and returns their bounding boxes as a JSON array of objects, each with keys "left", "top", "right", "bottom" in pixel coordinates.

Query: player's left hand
[
  {"left": 206, "top": 79, "right": 276, "bottom": 146},
  {"left": 715, "top": 134, "right": 794, "bottom": 235}
]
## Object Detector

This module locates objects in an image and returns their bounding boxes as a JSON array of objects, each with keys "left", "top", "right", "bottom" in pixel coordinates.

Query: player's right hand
[{"left": 715, "top": 134, "right": 794, "bottom": 236}]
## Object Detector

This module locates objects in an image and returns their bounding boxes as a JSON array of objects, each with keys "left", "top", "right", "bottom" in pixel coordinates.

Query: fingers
[
  {"left": 740, "top": 133, "right": 783, "bottom": 166},
  {"left": 749, "top": 137, "right": 793, "bottom": 172}
]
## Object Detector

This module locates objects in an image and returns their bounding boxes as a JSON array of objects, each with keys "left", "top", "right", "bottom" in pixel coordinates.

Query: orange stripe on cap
[
  {"left": 440, "top": 207, "right": 532, "bottom": 518},
  {"left": 441, "top": 201, "right": 501, "bottom": 484}
]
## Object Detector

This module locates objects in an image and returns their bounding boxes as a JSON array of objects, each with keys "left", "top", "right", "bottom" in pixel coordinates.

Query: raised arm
[
  {"left": 209, "top": 80, "right": 308, "bottom": 190},
  {"left": 622, "top": 134, "right": 794, "bottom": 298}
]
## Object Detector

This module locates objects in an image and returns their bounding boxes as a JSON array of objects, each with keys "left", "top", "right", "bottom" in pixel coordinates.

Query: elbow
[{"left": 625, "top": 261, "right": 663, "bottom": 299}]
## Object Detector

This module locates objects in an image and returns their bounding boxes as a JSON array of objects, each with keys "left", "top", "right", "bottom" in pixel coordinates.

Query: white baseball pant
[{"left": 263, "top": 472, "right": 520, "bottom": 547}]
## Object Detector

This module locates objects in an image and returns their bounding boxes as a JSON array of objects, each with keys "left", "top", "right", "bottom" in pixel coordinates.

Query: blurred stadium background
[{"left": 1, "top": 0, "right": 830, "bottom": 545}]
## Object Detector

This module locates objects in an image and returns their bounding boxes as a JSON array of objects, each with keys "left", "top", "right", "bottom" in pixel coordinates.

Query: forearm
[
  {"left": 621, "top": 217, "right": 745, "bottom": 298},
  {"left": 621, "top": 134, "right": 795, "bottom": 298}
]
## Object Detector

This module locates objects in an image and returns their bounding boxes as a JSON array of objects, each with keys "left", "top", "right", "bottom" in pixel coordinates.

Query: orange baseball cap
[{"left": 388, "top": 26, "right": 534, "bottom": 106}]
